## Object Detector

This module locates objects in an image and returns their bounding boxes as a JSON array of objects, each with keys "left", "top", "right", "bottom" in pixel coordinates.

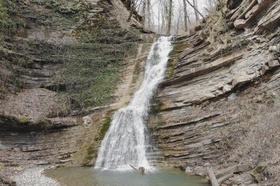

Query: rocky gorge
[{"left": 0, "top": 0, "right": 279, "bottom": 185}]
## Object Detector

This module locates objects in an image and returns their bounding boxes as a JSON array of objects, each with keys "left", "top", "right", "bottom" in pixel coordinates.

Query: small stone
[
  {"left": 59, "top": 159, "right": 71, "bottom": 163},
  {"left": 83, "top": 115, "right": 93, "bottom": 126},
  {"left": 185, "top": 166, "right": 193, "bottom": 174},
  {"left": 14, "top": 167, "right": 23, "bottom": 171},
  {"left": 232, "top": 73, "right": 257, "bottom": 87},
  {"left": 35, "top": 161, "right": 50, "bottom": 165},
  {"left": 259, "top": 65, "right": 269, "bottom": 75},
  {"left": 269, "top": 46, "right": 277, "bottom": 52},
  {"left": 223, "top": 84, "right": 232, "bottom": 93},
  {"left": 234, "top": 19, "right": 246, "bottom": 29},
  {"left": 246, "top": 69, "right": 255, "bottom": 75},
  {"left": 268, "top": 60, "right": 280, "bottom": 68},
  {"left": 193, "top": 166, "right": 207, "bottom": 177},
  {"left": 21, "top": 146, "right": 41, "bottom": 152},
  {"left": 228, "top": 93, "right": 237, "bottom": 101}
]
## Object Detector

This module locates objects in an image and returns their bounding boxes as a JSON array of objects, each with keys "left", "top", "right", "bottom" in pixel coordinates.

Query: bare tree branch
[{"left": 185, "top": 0, "right": 205, "bottom": 21}]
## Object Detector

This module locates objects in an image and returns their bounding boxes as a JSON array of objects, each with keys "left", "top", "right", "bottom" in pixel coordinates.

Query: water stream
[{"left": 95, "top": 36, "right": 173, "bottom": 171}]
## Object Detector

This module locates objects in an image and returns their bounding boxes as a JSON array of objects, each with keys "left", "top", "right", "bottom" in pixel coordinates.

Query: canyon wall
[{"left": 149, "top": 0, "right": 280, "bottom": 185}]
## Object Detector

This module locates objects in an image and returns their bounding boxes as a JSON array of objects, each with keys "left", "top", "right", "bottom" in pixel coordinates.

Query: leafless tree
[
  {"left": 185, "top": 0, "right": 205, "bottom": 21},
  {"left": 182, "top": 0, "right": 189, "bottom": 31},
  {"left": 129, "top": 0, "right": 215, "bottom": 34},
  {"left": 166, "top": 0, "right": 173, "bottom": 35}
]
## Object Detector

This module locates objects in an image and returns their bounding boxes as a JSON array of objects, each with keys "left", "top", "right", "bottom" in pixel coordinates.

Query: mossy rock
[
  {"left": 17, "top": 117, "right": 29, "bottom": 124},
  {"left": 82, "top": 110, "right": 115, "bottom": 166},
  {"left": 0, "top": 162, "right": 4, "bottom": 170},
  {"left": 250, "top": 163, "right": 267, "bottom": 183}
]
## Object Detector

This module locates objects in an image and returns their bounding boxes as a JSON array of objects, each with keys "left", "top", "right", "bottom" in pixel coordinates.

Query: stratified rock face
[
  {"left": 0, "top": 0, "right": 142, "bottom": 124},
  {"left": 230, "top": 0, "right": 280, "bottom": 34},
  {"left": 0, "top": 0, "right": 149, "bottom": 180},
  {"left": 149, "top": 0, "right": 280, "bottom": 184}
]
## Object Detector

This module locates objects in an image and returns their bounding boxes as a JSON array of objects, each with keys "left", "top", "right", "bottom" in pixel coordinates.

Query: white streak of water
[{"left": 94, "top": 36, "right": 173, "bottom": 171}]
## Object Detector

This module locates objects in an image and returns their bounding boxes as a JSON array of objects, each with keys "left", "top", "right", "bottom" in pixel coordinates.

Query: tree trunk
[
  {"left": 183, "top": 0, "right": 188, "bottom": 31},
  {"left": 158, "top": 2, "right": 161, "bottom": 33},
  {"left": 185, "top": 0, "right": 205, "bottom": 21},
  {"left": 167, "top": 0, "right": 173, "bottom": 35},
  {"left": 142, "top": 0, "right": 146, "bottom": 23},
  {"left": 192, "top": 0, "right": 199, "bottom": 21}
]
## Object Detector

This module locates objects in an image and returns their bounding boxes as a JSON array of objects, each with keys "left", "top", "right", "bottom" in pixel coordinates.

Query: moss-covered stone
[
  {"left": 17, "top": 117, "right": 29, "bottom": 124},
  {"left": 250, "top": 163, "right": 267, "bottom": 183}
]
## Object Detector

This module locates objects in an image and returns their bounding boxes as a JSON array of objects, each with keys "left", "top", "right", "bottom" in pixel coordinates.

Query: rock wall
[
  {"left": 149, "top": 0, "right": 280, "bottom": 185},
  {"left": 0, "top": 0, "right": 152, "bottom": 183},
  {"left": 0, "top": 0, "right": 143, "bottom": 126}
]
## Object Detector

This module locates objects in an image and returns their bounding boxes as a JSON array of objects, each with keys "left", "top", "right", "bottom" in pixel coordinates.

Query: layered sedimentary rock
[
  {"left": 0, "top": 0, "right": 150, "bottom": 183},
  {"left": 149, "top": 0, "right": 280, "bottom": 184},
  {"left": 0, "top": 0, "right": 144, "bottom": 125}
]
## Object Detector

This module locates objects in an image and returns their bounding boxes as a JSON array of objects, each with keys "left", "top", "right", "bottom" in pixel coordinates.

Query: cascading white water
[{"left": 94, "top": 36, "right": 173, "bottom": 171}]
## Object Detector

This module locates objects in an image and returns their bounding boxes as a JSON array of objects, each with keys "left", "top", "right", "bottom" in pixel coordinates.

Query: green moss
[
  {"left": 99, "top": 110, "right": 114, "bottom": 140},
  {"left": 0, "top": 0, "right": 13, "bottom": 42},
  {"left": 17, "top": 117, "right": 29, "bottom": 124},
  {"left": 1, "top": 0, "right": 139, "bottom": 109},
  {"left": 166, "top": 41, "right": 189, "bottom": 79},
  {"left": 166, "top": 58, "right": 177, "bottom": 78},
  {"left": 0, "top": 0, "right": 11, "bottom": 27},
  {"left": 169, "top": 42, "right": 188, "bottom": 57},
  {"left": 51, "top": 29, "right": 138, "bottom": 108},
  {"left": 83, "top": 146, "right": 96, "bottom": 166},
  {"left": 6, "top": 23, "right": 139, "bottom": 109},
  {"left": 250, "top": 164, "right": 267, "bottom": 183},
  {"left": 47, "top": 11, "right": 139, "bottom": 109},
  {"left": 150, "top": 99, "right": 163, "bottom": 114},
  {"left": 82, "top": 110, "right": 114, "bottom": 166},
  {"left": 52, "top": 43, "right": 136, "bottom": 108},
  {"left": 0, "top": 162, "right": 4, "bottom": 170}
]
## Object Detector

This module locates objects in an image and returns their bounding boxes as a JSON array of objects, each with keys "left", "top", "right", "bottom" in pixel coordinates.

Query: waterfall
[{"left": 94, "top": 36, "right": 173, "bottom": 171}]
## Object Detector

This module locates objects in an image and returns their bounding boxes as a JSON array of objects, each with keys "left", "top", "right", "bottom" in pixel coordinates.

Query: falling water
[{"left": 94, "top": 36, "right": 173, "bottom": 171}]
